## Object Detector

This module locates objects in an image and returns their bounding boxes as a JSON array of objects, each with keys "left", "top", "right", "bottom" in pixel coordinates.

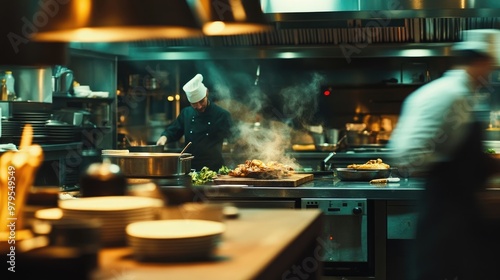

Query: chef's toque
[{"left": 183, "top": 74, "right": 207, "bottom": 103}]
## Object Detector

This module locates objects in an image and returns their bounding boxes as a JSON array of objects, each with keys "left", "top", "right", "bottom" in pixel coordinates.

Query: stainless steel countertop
[{"left": 200, "top": 177, "right": 425, "bottom": 200}]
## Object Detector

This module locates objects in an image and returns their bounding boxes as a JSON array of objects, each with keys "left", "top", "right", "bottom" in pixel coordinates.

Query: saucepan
[{"left": 316, "top": 135, "right": 347, "bottom": 152}]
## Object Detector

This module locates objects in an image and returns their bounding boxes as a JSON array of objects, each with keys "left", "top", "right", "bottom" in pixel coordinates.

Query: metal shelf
[{"left": 52, "top": 95, "right": 114, "bottom": 104}]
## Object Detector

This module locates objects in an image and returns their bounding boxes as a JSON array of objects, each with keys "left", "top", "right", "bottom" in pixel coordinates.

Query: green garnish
[
  {"left": 486, "top": 148, "right": 496, "bottom": 154},
  {"left": 218, "top": 165, "right": 231, "bottom": 175},
  {"left": 190, "top": 167, "right": 218, "bottom": 185}
]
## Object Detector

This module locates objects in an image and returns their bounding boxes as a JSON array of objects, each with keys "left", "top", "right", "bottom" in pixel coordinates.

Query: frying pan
[{"left": 336, "top": 168, "right": 391, "bottom": 181}]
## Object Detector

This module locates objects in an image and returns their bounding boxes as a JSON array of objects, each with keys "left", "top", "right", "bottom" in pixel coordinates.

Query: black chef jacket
[{"left": 161, "top": 101, "right": 233, "bottom": 171}]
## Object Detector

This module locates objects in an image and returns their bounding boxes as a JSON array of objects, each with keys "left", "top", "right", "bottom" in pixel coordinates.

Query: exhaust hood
[
  {"left": 121, "top": 0, "right": 500, "bottom": 60},
  {"left": 261, "top": 0, "right": 500, "bottom": 18}
]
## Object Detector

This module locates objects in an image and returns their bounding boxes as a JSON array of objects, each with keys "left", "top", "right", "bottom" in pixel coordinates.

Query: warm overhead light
[
  {"left": 32, "top": 0, "right": 203, "bottom": 42},
  {"left": 188, "top": 0, "right": 272, "bottom": 36}
]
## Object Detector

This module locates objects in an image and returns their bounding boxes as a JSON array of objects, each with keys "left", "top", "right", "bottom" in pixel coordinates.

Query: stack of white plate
[
  {"left": 126, "top": 219, "right": 226, "bottom": 261},
  {"left": 58, "top": 196, "right": 163, "bottom": 246}
]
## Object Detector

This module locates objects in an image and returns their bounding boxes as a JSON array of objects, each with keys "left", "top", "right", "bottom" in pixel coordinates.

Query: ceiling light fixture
[
  {"left": 188, "top": 0, "right": 272, "bottom": 36},
  {"left": 32, "top": 0, "right": 203, "bottom": 42}
]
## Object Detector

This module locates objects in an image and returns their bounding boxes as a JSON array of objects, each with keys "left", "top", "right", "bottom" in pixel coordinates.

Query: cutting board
[{"left": 214, "top": 173, "right": 314, "bottom": 187}]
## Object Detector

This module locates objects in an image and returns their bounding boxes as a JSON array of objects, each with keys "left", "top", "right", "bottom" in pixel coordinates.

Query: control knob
[{"left": 352, "top": 207, "right": 363, "bottom": 215}]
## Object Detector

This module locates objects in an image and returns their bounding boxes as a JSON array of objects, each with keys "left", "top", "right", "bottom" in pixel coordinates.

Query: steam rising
[
  {"left": 196, "top": 62, "right": 326, "bottom": 169},
  {"left": 279, "top": 72, "right": 326, "bottom": 126}
]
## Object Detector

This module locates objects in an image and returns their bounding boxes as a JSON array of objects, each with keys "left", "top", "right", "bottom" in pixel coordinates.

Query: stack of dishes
[
  {"left": 9, "top": 112, "right": 51, "bottom": 144},
  {"left": 45, "top": 120, "right": 81, "bottom": 143},
  {"left": 58, "top": 196, "right": 163, "bottom": 246},
  {"left": 1, "top": 119, "right": 21, "bottom": 142},
  {"left": 126, "top": 219, "right": 225, "bottom": 262}
]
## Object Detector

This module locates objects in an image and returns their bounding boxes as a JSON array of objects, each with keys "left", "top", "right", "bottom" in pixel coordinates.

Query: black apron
[{"left": 412, "top": 121, "right": 500, "bottom": 280}]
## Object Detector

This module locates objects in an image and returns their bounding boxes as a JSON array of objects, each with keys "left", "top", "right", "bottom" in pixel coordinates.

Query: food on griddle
[
  {"left": 347, "top": 158, "right": 390, "bottom": 170},
  {"left": 229, "top": 159, "right": 295, "bottom": 178}
]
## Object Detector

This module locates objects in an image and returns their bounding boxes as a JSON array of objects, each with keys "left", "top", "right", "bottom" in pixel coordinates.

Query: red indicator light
[{"left": 323, "top": 90, "right": 331, "bottom": 96}]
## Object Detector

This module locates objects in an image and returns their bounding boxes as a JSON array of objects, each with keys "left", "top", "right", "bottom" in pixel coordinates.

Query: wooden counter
[{"left": 92, "top": 209, "right": 323, "bottom": 280}]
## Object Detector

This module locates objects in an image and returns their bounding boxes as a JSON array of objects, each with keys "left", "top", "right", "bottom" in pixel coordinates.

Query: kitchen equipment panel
[{"left": 302, "top": 198, "right": 374, "bottom": 277}]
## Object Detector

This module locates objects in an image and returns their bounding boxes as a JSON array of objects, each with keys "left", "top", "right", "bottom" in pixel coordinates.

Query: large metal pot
[
  {"left": 102, "top": 152, "right": 194, "bottom": 178},
  {"left": 128, "top": 145, "right": 165, "bottom": 153}
]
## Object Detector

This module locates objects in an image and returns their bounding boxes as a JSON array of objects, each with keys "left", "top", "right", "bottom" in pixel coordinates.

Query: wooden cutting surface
[{"left": 213, "top": 173, "right": 314, "bottom": 187}]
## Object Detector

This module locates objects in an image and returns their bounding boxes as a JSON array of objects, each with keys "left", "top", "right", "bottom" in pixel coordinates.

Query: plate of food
[{"left": 336, "top": 158, "right": 391, "bottom": 181}]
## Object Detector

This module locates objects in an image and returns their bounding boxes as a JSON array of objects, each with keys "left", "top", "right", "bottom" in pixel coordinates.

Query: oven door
[{"left": 301, "top": 198, "right": 374, "bottom": 277}]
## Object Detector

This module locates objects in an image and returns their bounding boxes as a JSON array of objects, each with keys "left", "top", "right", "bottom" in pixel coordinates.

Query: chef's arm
[
  {"left": 156, "top": 135, "right": 167, "bottom": 145},
  {"left": 156, "top": 113, "right": 185, "bottom": 145}
]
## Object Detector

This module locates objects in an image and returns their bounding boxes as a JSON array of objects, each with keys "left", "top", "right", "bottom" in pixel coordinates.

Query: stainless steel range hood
[
  {"left": 261, "top": 0, "right": 500, "bottom": 20},
  {"left": 119, "top": 0, "right": 500, "bottom": 60}
]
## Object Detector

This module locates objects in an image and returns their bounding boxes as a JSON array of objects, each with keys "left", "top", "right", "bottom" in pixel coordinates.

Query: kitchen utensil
[
  {"left": 53, "top": 67, "right": 74, "bottom": 95},
  {"left": 317, "top": 134, "right": 347, "bottom": 152},
  {"left": 325, "top": 128, "right": 339, "bottom": 144},
  {"left": 320, "top": 152, "right": 336, "bottom": 171},
  {"left": 336, "top": 168, "right": 391, "bottom": 181},
  {"left": 180, "top": 141, "right": 192, "bottom": 155},
  {"left": 315, "top": 143, "right": 336, "bottom": 151},
  {"left": 370, "top": 177, "right": 401, "bottom": 184},
  {"left": 102, "top": 152, "right": 194, "bottom": 177}
]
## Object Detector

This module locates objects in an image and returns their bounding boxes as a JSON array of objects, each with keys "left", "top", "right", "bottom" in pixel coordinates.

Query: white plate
[
  {"left": 126, "top": 219, "right": 225, "bottom": 239},
  {"left": 35, "top": 208, "right": 63, "bottom": 220},
  {"left": 59, "top": 196, "right": 163, "bottom": 211}
]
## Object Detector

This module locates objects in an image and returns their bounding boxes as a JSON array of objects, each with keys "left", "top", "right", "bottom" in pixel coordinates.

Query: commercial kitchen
[{"left": 2, "top": 1, "right": 500, "bottom": 279}]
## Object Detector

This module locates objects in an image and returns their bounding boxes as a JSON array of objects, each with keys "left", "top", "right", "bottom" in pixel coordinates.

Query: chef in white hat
[
  {"left": 156, "top": 74, "right": 234, "bottom": 171},
  {"left": 388, "top": 40, "right": 500, "bottom": 279}
]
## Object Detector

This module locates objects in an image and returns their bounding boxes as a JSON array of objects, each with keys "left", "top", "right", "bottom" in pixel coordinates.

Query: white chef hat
[{"left": 183, "top": 74, "right": 207, "bottom": 103}]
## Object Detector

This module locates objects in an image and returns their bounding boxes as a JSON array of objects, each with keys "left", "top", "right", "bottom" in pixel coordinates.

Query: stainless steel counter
[{"left": 200, "top": 177, "right": 425, "bottom": 201}]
